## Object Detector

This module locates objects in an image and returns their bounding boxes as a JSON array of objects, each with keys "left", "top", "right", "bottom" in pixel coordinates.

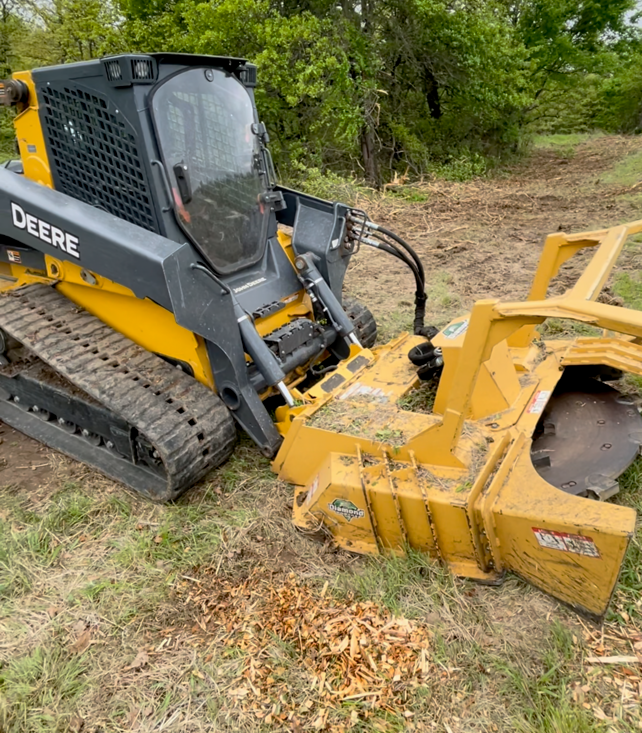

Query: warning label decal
[
  {"left": 527, "top": 390, "right": 551, "bottom": 415},
  {"left": 532, "top": 528, "right": 600, "bottom": 558},
  {"left": 305, "top": 475, "right": 320, "bottom": 505}
]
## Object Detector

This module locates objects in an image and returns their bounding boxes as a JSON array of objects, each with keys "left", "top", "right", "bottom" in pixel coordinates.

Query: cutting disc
[{"left": 531, "top": 376, "right": 642, "bottom": 499}]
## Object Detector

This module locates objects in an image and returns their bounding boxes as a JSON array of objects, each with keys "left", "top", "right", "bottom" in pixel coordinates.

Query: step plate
[{"left": 531, "top": 378, "right": 642, "bottom": 499}]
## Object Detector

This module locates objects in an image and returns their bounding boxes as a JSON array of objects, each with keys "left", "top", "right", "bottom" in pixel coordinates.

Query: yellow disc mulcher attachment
[{"left": 274, "top": 219, "right": 642, "bottom": 620}]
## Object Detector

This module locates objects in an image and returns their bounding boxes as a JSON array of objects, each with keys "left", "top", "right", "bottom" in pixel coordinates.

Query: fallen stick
[{"left": 586, "top": 655, "right": 641, "bottom": 665}]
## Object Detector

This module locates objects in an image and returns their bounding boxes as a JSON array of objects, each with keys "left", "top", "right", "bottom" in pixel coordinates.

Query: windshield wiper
[{"left": 251, "top": 122, "right": 277, "bottom": 188}]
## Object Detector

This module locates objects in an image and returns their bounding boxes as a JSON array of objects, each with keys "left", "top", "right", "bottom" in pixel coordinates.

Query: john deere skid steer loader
[{"left": 0, "top": 53, "right": 641, "bottom": 619}]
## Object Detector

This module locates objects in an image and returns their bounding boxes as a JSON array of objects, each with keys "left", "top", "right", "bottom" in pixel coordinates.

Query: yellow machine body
[{"left": 276, "top": 221, "right": 642, "bottom": 619}]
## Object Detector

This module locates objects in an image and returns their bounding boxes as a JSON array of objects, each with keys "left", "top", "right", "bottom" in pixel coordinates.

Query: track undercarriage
[{"left": 0, "top": 284, "right": 236, "bottom": 500}]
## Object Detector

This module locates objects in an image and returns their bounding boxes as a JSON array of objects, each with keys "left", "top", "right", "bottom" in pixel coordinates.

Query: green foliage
[
  {"left": 430, "top": 151, "right": 490, "bottom": 181},
  {"left": 0, "top": 109, "right": 15, "bottom": 161},
  {"left": 290, "top": 167, "right": 370, "bottom": 203},
  {"left": 593, "top": 43, "right": 642, "bottom": 133},
  {"left": 0, "top": 0, "right": 641, "bottom": 181}
]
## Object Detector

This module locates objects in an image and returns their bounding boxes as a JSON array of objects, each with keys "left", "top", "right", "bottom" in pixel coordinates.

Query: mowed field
[{"left": 2, "top": 134, "right": 642, "bottom": 733}]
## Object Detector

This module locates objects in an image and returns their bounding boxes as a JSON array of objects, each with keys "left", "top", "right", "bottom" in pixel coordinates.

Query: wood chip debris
[
  {"left": 586, "top": 655, "right": 642, "bottom": 665},
  {"left": 174, "top": 571, "right": 438, "bottom": 728}
]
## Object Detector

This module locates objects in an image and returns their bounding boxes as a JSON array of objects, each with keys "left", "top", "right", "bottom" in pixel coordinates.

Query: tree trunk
[
  {"left": 0, "top": 2, "right": 12, "bottom": 78},
  {"left": 424, "top": 68, "right": 442, "bottom": 119},
  {"left": 361, "top": 125, "right": 379, "bottom": 186}
]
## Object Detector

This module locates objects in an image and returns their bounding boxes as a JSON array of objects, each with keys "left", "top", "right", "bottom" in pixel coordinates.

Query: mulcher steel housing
[
  {"left": 0, "top": 53, "right": 641, "bottom": 619},
  {"left": 282, "top": 221, "right": 642, "bottom": 619}
]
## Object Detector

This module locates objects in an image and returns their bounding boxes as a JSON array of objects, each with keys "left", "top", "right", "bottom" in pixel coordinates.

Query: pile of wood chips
[{"left": 180, "top": 570, "right": 436, "bottom": 729}]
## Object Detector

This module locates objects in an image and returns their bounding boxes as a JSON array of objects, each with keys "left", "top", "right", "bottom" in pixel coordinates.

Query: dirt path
[
  {"left": 345, "top": 135, "right": 642, "bottom": 329},
  {"left": 0, "top": 424, "right": 52, "bottom": 492}
]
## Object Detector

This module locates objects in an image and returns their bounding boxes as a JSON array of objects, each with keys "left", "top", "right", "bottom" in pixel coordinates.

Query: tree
[
  {"left": 501, "top": 0, "right": 637, "bottom": 121},
  {"left": 2, "top": 0, "right": 642, "bottom": 180}
]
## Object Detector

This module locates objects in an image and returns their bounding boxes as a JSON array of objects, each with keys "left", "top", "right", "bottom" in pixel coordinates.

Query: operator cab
[{"left": 25, "top": 53, "right": 353, "bottom": 309}]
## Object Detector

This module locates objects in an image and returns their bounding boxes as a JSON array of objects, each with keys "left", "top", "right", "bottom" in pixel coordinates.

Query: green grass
[
  {"left": 532, "top": 132, "right": 605, "bottom": 150},
  {"left": 7, "top": 473, "right": 619, "bottom": 732},
  {"left": 0, "top": 644, "right": 89, "bottom": 733},
  {"left": 0, "top": 475, "right": 263, "bottom": 731},
  {"left": 334, "top": 549, "right": 459, "bottom": 618},
  {"left": 539, "top": 318, "right": 602, "bottom": 339},
  {"left": 375, "top": 304, "right": 414, "bottom": 343},
  {"left": 613, "top": 270, "right": 642, "bottom": 310},
  {"left": 398, "top": 379, "right": 438, "bottom": 413},
  {"left": 385, "top": 185, "right": 430, "bottom": 202},
  {"left": 333, "top": 552, "right": 609, "bottom": 731},
  {"left": 603, "top": 147, "right": 642, "bottom": 187},
  {"left": 376, "top": 271, "right": 462, "bottom": 343},
  {"left": 612, "top": 458, "right": 642, "bottom": 624}
]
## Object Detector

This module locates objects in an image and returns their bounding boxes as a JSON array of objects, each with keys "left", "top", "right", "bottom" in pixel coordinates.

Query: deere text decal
[{"left": 11, "top": 202, "right": 80, "bottom": 259}]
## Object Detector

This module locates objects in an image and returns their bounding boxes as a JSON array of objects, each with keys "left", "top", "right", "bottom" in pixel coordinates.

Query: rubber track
[
  {"left": 343, "top": 297, "right": 377, "bottom": 349},
  {"left": 1, "top": 284, "right": 236, "bottom": 500}
]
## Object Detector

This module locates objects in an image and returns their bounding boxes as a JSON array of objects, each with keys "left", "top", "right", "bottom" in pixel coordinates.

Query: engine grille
[{"left": 39, "top": 84, "right": 158, "bottom": 232}]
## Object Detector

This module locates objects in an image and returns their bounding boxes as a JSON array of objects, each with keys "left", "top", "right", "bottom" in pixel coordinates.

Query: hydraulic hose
[
  {"left": 367, "top": 221, "right": 425, "bottom": 285},
  {"left": 362, "top": 236, "right": 424, "bottom": 293},
  {"left": 352, "top": 210, "right": 432, "bottom": 336},
  {"left": 361, "top": 233, "right": 430, "bottom": 337}
]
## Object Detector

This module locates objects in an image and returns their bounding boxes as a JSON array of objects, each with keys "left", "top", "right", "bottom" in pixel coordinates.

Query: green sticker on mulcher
[
  {"left": 442, "top": 319, "right": 469, "bottom": 339},
  {"left": 328, "top": 498, "right": 365, "bottom": 522}
]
